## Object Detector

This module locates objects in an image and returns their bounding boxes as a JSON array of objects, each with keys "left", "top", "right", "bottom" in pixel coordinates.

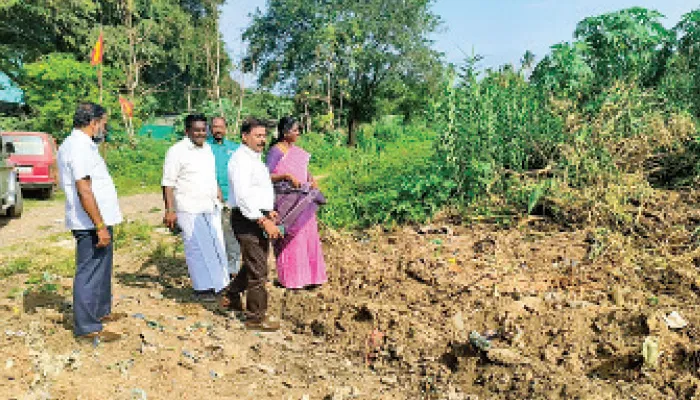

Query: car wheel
[
  {"left": 42, "top": 186, "right": 55, "bottom": 200},
  {"left": 8, "top": 186, "right": 23, "bottom": 218}
]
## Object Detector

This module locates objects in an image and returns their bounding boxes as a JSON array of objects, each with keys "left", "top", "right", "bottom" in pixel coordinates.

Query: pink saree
[{"left": 266, "top": 145, "right": 327, "bottom": 289}]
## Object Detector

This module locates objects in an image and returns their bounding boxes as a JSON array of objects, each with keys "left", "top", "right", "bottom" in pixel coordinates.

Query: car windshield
[{"left": 4, "top": 135, "right": 44, "bottom": 156}]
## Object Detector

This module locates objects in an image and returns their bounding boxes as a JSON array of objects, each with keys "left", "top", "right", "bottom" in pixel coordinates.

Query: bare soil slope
[{"left": 0, "top": 191, "right": 699, "bottom": 399}]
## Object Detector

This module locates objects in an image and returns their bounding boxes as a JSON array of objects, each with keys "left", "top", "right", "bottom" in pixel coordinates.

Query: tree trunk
[
  {"left": 326, "top": 69, "right": 334, "bottom": 130},
  {"left": 338, "top": 91, "right": 343, "bottom": 128},
  {"left": 234, "top": 83, "right": 245, "bottom": 135},
  {"left": 213, "top": 3, "right": 222, "bottom": 113},
  {"left": 347, "top": 116, "right": 358, "bottom": 147}
]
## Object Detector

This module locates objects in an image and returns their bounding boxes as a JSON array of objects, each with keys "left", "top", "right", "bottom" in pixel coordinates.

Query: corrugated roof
[{"left": 0, "top": 73, "right": 23, "bottom": 104}]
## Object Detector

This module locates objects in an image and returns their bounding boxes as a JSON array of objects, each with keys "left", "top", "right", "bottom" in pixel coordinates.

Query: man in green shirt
[{"left": 208, "top": 116, "right": 241, "bottom": 277}]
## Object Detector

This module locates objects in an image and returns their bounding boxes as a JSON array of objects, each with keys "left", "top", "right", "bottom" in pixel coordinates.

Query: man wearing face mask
[
  {"left": 57, "top": 102, "right": 124, "bottom": 342},
  {"left": 206, "top": 116, "right": 241, "bottom": 280},
  {"left": 162, "top": 114, "right": 229, "bottom": 302}
]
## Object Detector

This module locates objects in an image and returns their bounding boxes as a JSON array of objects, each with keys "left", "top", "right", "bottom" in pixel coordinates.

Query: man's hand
[
  {"left": 163, "top": 211, "right": 178, "bottom": 231},
  {"left": 310, "top": 177, "right": 319, "bottom": 190},
  {"left": 260, "top": 218, "right": 282, "bottom": 239},
  {"left": 96, "top": 227, "right": 111, "bottom": 248}
]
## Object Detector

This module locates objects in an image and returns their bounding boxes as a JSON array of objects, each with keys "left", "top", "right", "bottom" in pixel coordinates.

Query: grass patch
[
  {"left": 114, "top": 219, "right": 153, "bottom": 247},
  {"left": 1, "top": 257, "right": 31, "bottom": 278},
  {"left": 0, "top": 218, "right": 159, "bottom": 280},
  {"left": 0, "top": 244, "right": 74, "bottom": 278}
]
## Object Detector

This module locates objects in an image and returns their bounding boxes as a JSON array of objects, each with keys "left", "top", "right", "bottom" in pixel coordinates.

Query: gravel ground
[{"left": 0, "top": 192, "right": 163, "bottom": 248}]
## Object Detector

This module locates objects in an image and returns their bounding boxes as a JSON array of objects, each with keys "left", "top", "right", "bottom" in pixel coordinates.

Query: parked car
[
  {"left": 0, "top": 134, "right": 22, "bottom": 217},
  {"left": 1, "top": 131, "right": 58, "bottom": 199}
]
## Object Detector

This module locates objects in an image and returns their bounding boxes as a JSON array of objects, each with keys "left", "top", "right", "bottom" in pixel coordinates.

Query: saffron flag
[
  {"left": 90, "top": 33, "right": 104, "bottom": 66},
  {"left": 119, "top": 96, "right": 134, "bottom": 118}
]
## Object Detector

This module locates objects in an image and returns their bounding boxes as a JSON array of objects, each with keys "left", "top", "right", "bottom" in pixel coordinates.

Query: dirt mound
[{"left": 0, "top": 191, "right": 699, "bottom": 399}]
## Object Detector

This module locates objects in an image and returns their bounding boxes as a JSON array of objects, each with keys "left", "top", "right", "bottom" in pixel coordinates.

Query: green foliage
[
  {"left": 433, "top": 57, "right": 697, "bottom": 226},
  {"left": 0, "top": 0, "right": 96, "bottom": 75},
  {"left": 574, "top": 7, "right": 672, "bottom": 87},
  {"left": 1, "top": 257, "right": 31, "bottom": 278},
  {"left": 20, "top": 53, "right": 124, "bottom": 140},
  {"left": 106, "top": 137, "right": 171, "bottom": 194},
  {"left": 244, "top": 0, "right": 443, "bottom": 143},
  {"left": 661, "top": 9, "right": 700, "bottom": 118},
  {"left": 531, "top": 42, "right": 594, "bottom": 99},
  {"left": 299, "top": 131, "right": 355, "bottom": 175},
  {"left": 305, "top": 119, "right": 452, "bottom": 228},
  {"left": 1, "top": 0, "right": 236, "bottom": 117},
  {"left": 114, "top": 219, "right": 153, "bottom": 247},
  {"left": 241, "top": 92, "right": 295, "bottom": 122},
  {"left": 435, "top": 65, "right": 565, "bottom": 204}
]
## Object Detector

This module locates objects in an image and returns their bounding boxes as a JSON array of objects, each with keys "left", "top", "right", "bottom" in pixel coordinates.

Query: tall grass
[
  {"left": 432, "top": 67, "right": 698, "bottom": 228},
  {"left": 433, "top": 68, "right": 566, "bottom": 212},
  {"left": 301, "top": 119, "right": 453, "bottom": 228}
]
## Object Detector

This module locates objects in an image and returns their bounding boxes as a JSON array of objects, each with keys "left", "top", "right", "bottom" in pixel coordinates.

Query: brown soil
[{"left": 1, "top": 192, "right": 699, "bottom": 399}]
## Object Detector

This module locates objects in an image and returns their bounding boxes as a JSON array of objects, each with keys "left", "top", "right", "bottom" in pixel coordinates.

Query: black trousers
[
  {"left": 228, "top": 209, "right": 270, "bottom": 322},
  {"left": 71, "top": 227, "right": 113, "bottom": 336}
]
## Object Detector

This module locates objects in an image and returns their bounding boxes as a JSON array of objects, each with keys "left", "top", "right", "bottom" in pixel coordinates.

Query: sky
[{"left": 220, "top": 0, "right": 695, "bottom": 80}]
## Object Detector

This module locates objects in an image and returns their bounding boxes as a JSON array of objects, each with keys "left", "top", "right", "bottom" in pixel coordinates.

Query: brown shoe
[
  {"left": 219, "top": 292, "right": 243, "bottom": 312},
  {"left": 78, "top": 330, "right": 122, "bottom": 342},
  {"left": 100, "top": 312, "right": 127, "bottom": 323},
  {"left": 245, "top": 318, "right": 280, "bottom": 332}
]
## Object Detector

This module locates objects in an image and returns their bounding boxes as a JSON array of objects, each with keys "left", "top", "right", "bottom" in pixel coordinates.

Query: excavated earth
[{"left": 1, "top": 192, "right": 699, "bottom": 399}]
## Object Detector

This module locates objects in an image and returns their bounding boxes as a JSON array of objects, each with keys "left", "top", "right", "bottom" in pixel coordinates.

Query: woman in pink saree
[{"left": 265, "top": 117, "right": 327, "bottom": 289}]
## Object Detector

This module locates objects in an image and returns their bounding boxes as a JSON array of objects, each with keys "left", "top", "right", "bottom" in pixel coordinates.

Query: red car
[{"left": 1, "top": 132, "right": 58, "bottom": 199}]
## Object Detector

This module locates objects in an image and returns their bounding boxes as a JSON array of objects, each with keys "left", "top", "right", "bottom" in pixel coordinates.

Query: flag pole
[
  {"left": 98, "top": 66, "right": 103, "bottom": 104},
  {"left": 98, "top": 28, "right": 104, "bottom": 104}
]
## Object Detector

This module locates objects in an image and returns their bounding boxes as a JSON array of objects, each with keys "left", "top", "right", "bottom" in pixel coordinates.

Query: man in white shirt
[
  {"left": 57, "top": 102, "right": 124, "bottom": 342},
  {"left": 225, "top": 118, "right": 281, "bottom": 331},
  {"left": 162, "top": 114, "right": 229, "bottom": 301}
]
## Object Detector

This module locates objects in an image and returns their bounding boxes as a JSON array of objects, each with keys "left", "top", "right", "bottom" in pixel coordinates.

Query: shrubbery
[
  {"left": 105, "top": 137, "right": 172, "bottom": 195},
  {"left": 431, "top": 67, "right": 698, "bottom": 229},
  {"left": 300, "top": 119, "right": 453, "bottom": 229}
]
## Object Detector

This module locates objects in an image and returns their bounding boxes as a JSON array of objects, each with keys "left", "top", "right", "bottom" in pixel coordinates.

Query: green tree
[
  {"left": 531, "top": 42, "right": 594, "bottom": 99},
  {"left": 243, "top": 0, "right": 442, "bottom": 145},
  {"left": 1, "top": 0, "right": 236, "bottom": 115},
  {"left": 573, "top": 7, "right": 671, "bottom": 87},
  {"left": 668, "top": 8, "right": 700, "bottom": 116},
  {"left": 0, "top": 0, "right": 96, "bottom": 76},
  {"left": 21, "top": 53, "right": 124, "bottom": 140}
]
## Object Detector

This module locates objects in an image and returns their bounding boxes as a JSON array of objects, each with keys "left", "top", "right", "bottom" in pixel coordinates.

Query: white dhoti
[{"left": 177, "top": 209, "right": 230, "bottom": 293}]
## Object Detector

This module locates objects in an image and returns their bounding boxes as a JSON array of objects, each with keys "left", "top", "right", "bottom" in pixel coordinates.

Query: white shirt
[
  {"left": 162, "top": 138, "right": 219, "bottom": 214},
  {"left": 57, "top": 129, "right": 123, "bottom": 230},
  {"left": 227, "top": 144, "right": 274, "bottom": 220}
]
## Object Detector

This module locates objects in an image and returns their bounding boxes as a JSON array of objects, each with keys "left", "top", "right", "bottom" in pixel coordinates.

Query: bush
[
  {"left": 106, "top": 137, "right": 172, "bottom": 194},
  {"left": 432, "top": 66, "right": 698, "bottom": 228},
  {"left": 311, "top": 120, "right": 454, "bottom": 229},
  {"left": 434, "top": 67, "right": 565, "bottom": 208}
]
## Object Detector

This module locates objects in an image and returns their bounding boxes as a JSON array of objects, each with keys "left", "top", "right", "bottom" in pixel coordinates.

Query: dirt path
[{"left": 0, "top": 193, "right": 163, "bottom": 248}]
